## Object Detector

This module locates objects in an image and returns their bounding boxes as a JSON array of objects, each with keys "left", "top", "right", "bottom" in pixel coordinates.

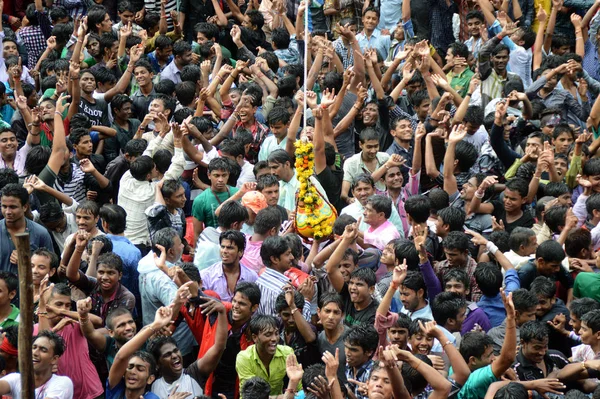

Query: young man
[
  {"left": 256, "top": 236, "right": 311, "bottom": 319},
  {"left": 517, "top": 240, "right": 572, "bottom": 300},
  {"left": 356, "top": 7, "right": 391, "bottom": 60},
  {"left": 275, "top": 289, "right": 319, "bottom": 368},
  {"left": 530, "top": 276, "right": 571, "bottom": 352},
  {"left": 469, "top": 177, "right": 534, "bottom": 233},
  {"left": 131, "top": 59, "right": 157, "bottom": 121},
  {"left": 200, "top": 230, "right": 258, "bottom": 302},
  {"left": 36, "top": 283, "right": 104, "bottom": 399},
  {"left": 505, "top": 227, "right": 538, "bottom": 269},
  {"left": 236, "top": 315, "right": 297, "bottom": 396},
  {"left": 256, "top": 173, "right": 290, "bottom": 222},
  {"left": 0, "top": 272, "right": 18, "bottom": 328},
  {"left": 192, "top": 157, "right": 239, "bottom": 242},
  {"left": 31, "top": 248, "right": 58, "bottom": 303},
  {"left": 0, "top": 331, "right": 73, "bottom": 398},
  {"left": 435, "top": 207, "right": 466, "bottom": 241},
  {"left": 442, "top": 269, "right": 492, "bottom": 334},
  {"left": 160, "top": 40, "right": 192, "bottom": 85},
  {"left": 258, "top": 107, "right": 291, "bottom": 161},
  {"left": 241, "top": 207, "right": 282, "bottom": 273},
  {"left": 0, "top": 183, "right": 52, "bottom": 274},
  {"left": 457, "top": 289, "right": 518, "bottom": 399},
  {"left": 317, "top": 293, "right": 348, "bottom": 386},
  {"left": 105, "top": 307, "right": 169, "bottom": 399},
  {"left": 327, "top": 223, "right": 379, "bottom": 327},
  {"left": 431, "top": 291, "right": 468, "bottom": 336},
  {"left": 512, "top": 320, "right": 568, "bottom": 382},
  {"left": 434, "top": 232, "right": 482, "bottom": 302},
  {"left": 362, "top": 195, "right": 401, "bottom": 250},
  {"left": 464, "top": 10, "right": 485, "bottom": 58},
  {"left": 487, "top": 289, "right": 538, "bottom": 354},
  {"left": 110, "top": 94, "right": 141, "bottom": 162},
  {"left": 343, "top": 324, "right": 379, "bottom": 399},
  {"left": 62, "top": 200, "right": 104, "bottom": 261}
]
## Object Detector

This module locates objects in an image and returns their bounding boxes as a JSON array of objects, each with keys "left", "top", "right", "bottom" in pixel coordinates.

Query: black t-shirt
[
  {"left": 79, "top": 97, "right": 110, "bottom": 127},
  {"left": 340, "top": 283, "right": 378, "bottom": 327},
  {"left": 316, "top": 166, "right": 344, "bottom": 213},
  {"left": 490, "top": 200, "right": 534, "bottom": 233}
]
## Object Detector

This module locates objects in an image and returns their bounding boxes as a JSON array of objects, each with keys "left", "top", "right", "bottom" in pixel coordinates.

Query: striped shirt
[
  {"left": 144, "top": 0, "right": 177, "bottom": 30},
  {"left": 256, "top": 268, "right": 311, "bottom": 319},
  {"left": 55, "top": 162, "right": 86, "bottom": 203}
]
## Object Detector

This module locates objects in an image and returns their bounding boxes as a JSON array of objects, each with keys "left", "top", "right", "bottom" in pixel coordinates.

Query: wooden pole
[{"left": 15, "top": 233, "right": 33, "bottom": 399}]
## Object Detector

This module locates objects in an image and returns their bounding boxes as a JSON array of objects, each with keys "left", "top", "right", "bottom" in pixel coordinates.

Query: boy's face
[
  {"left": 415, "top": 99, "right": 431, "bottom": 121},
  {"left": 492, "top": 50, "right": 509, "bottom": 73},
  {"left": 76, "top": 210, "right": 98, "bottom": 232},
  {"left": 220, "top": 239, "right": 243, "bottom": 266},
  {"left": 467, "top": 18, "right": 482, "bottom": 37},
  {"left": 380, "top": 243, "right": 396, "bottom": 266},
  {"left": 318, "top": 302, "right": 344, "bottom": 331},
  {"left": 359, "top": 139, "right": 379, "bottom": 162},
  {"left": 521, "top": 337, "right": 549, "bottom": 364},
  {"left": 515, "top": 307, "right": 537, "bottom": 326},
  {"left": 391, "top": 119, "right": 412, "bottom": 142},
  {"left": 124, "top": 356, "right": 155, "bottom": 390},
  {"left": 253, "top": 326, "right": 279, "bottom": 355},
  {"left": 362, "top": 11, "right": 379, "bottom": 31},
  {"left": 348, "top": 277, "right": 372, "bottom": 305},
  {"left": 460, "top": 177, "right": 479, "bottom": 201},
  {"left": 554, "top": 132, "right": 574, "bottom": 155},
  {"left": 156, "top": 45, "right": 173, "bottom": 60},
  {"left": 339, "top": 256, "right": 357, "bottom": 283},
  {"left": 393, "top": 21, "right": 405, "bottom": 41},
  {"left": 449, "top": 306, "right": 467, "bottom": 332},
  {"left": 80, "top": 72, "right": 97, "bottom": 94},
  {"left": 109, "top": 312, "right": 137, "bottom": 344},
  {"left": 384, "top": 166, "right": 403, "bottom": 192},
  {"left": 535, "top": 295, "right": 555, "bottom": 318},
  {"left": 388, "top": 326, "right": 409, "bottom": 348},
  {"left": 157, "top": 342, "right": 183, "bottom": 377},
  {"left": 503, "top": 188, "right": 525, "bottom": 213},
  {"left": 554, "top": 159, "right": 569, "bottom": 179},
  {"left": 74, "top": 135, "right": 93, "bottom": 158},
  {"left": 585, "top": 173, "right": 600, "bottom": 193},
  {"left": 399, "top": 286, "right": 421, "bottom": 312},
  {"left": 208, "top": 169, "right": 229, "bottom": 191},
  {"left": 98, "top": 13, "right": 113, "bottom": 33},
  {"left": 47, "top": 293, "right": 71, "bottom": 322},
  {"left": 166, "top": 186, "right": 186, "bottom": 210},
  {"left": 118, "top": 10, "right": 135, "bottom": 25},
  {"left": 32, "top": 337, "right": 59, "bottom": 372},
  {"left": 362, "top": 103, "right": 379, "bottom": 126},
  {"left": 444, "top": 279, "right": 468, "bottom": 297},
  {"left": 231, "top": 292, "right": 256, "bottom": 322},
  {"left": 344, "top": 342, "right": 372, "bottom": 367},
  {"left": 134, "top": 66, "right": 153, "bottom": 87},
  {"left": 435, "top": 216, "right": 447, "bottom": 238},
  {"left": 408, "top": 331, "right": 433, "bottom": 355},
  {"left": 570, "top": 314, "right": 582, "bottom": 335},
  {"left": 1, "top": 195, "right": 26, "bottom": 223},
  {"left": 149, "top": 99, "right": 166, "bottom": 114},
  {"left": 443, "top": 248, "right": 468, "bottom": 267},
  {"left": 0, "top": 279, "right": 15, "bottom": 306},
  {"left": 536, "top": 259, "right": 561, "bottom": 276},
  {"left": 31, "top": 254, "right": 56, "bottom": 286},
  {"left": 367, "top": 368, "right": 393, "bottom": 399},
  {"left": 197, "top": 32, "right": 211, "bottom": 45},
  {"left": 87, "top": 39, "right": 100, "bottom": 57},
  {"left": 471, "top": 345, "right": 495, "bottom": 370},
  {"left": 279, "top": 306, "right": 296, "bottom": 330},
  {"left": 97, "top": 263, "right": 122, "bottom": 293},
  {"left": 2, "top": 41, "right": 18, "bottom": 58}
]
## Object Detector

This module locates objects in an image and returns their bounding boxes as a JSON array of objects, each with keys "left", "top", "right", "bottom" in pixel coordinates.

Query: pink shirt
[
  {"left": 34, "top": 323, "right": 103, "bottom": 399},
  {"left": 241, "top": 235, "right": 264, "bottom": 273},
  {"left": 364, "top": 220, "right": 401, "bottom": 250}
]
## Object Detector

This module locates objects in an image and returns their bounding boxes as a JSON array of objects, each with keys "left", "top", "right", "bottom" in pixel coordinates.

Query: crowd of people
[{"left": 3, "top": 0, "right": 600, "bottom": 397}]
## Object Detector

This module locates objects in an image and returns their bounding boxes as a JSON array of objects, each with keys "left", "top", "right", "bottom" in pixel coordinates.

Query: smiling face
[
  {"left": 76, "top": 209, "right": 99, "bottom": 232},
  {"left": 32, "top": 336, "right": 59, "bottom": 373},
  {"left": 362, "top": 103, "right": 379, "bottom": 126},
  {"left": 521, "top": 337, "right": 548, "bottom": 364},
  {"left": 460, "top": 177, "right": 479, "bottom": 201},
  {"left": 109, "top": 312, "right": 137, "bottom": 344},
  {"left": 318, "top": 302, "right": 343, "bottom": 331},
  {"left": 359, "top": 139, "right": 379, "bottom": 162},
  {"left": 467, "top": 18, "right": 483, "bottom": 37},
  {"left": 0, "top": 279, "right": 15, "bottom": 307},
  {"left": 125, "top": 356, "right": 155, "bottom": 390},
  {"left": 157, "top": 342, "right": 183, "bottom": 378},
  {"left": 362, "top": 10, "right": 379, "bottom": 31},
  {"left": 408, "top": 331, "right": 433, "bottom": 355},
  {"left": 97, "top": 263, "right": 121, "bottom": 294},
  {"left": 339, "top": 256, "right": 358, "bottom": 282},
  {"left": 352, "top": 181, "right": 375, "bottom": 206},
  {"left": 31, "top": 254, "right": 56, "bottom": 286},
  {"left": 253, "top": 326, "right": 279, "bottom": 356},
  {"left": 0, "top": 131, "right": 17, "bottom": 158},
  {"left": 384, "top": 166, "right": 403, "bottom": 192},
  {"left": 114, "top": 101, "right": 133, "bottom": 121},
  {"left": 134, "top": 65, "right": 153, "bottom": 87},
  {"left": 231, "top": 292, "right": 257, "bottom": 323}
]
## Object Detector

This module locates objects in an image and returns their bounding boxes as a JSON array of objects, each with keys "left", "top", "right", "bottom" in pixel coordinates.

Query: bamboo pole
[{"left": 15, "top": 233, "right": 33, "bottom": 399}]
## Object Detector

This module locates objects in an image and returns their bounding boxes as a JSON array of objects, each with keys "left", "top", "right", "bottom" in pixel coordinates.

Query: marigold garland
[{"left": 294, "top": 138, "right": 334, "bottom": 240}]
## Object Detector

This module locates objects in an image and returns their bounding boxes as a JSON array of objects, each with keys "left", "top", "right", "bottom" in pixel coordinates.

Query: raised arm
[
  {"left": 195, "top": 297, "right": 228, "bottom": 375},
  {"left": 421, "top": 320, "right": 471, "bottom": 385},
  {"left": 444, "top": 124, "right": 468, "bottom": 199},
  {"left": 326, "top": 225, "right": 358, "bottom": 293},
  {"left": 77, "top": 297, "right": 108, "bottom": 352},
  {"left": 491, "top": 289, "right": 517, "bottom": 378},
  {"left": 65, "top": 231, "right": 89, "bottom": 283},
  {"left": 533, "top": 6, "right": 547, "bottom": 71}
]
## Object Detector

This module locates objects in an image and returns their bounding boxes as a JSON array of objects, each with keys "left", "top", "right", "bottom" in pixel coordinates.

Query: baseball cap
[{"left": 241, "top": 191, "right": 267, "bottom": 214}]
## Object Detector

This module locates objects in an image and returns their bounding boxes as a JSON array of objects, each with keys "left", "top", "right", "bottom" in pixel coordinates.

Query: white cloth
[
  {"left": 1, "top": 373, "right": 74, "bottom": 399},
  {"left": 151, "top": 375, "right": 202, "bottom": 398}
]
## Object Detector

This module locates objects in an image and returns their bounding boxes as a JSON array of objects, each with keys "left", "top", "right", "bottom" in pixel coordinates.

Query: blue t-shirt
[{"left": 106, "top": 379, "right": 160, "bottom": 399}]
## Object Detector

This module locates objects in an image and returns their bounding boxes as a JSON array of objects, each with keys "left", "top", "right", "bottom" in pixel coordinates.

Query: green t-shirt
[
  {"left": 574, "top": 272, "right": 600, "bottom": 302},
  {"left": 0, "top": 304, "right": 20, "bottom": 328},
  {"left": 192, "top": 186, "right": 239, "bottom": 228},
  {"left": 457, "top": 365, "right": 498, "bottom": 399}
]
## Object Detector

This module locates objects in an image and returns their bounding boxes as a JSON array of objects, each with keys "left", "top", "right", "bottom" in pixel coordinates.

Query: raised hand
[
  {"left": 153, "top": 305, "right": 174, "bottom": 328},
  {"left": 306, "top": 90, "right": 318, "bottom": 109},
  {"left": 392, "top": 260, "right": 408, "bottom": 287},
  {"left": 76, "top": 297, "right": 92, "bottom": 316},
  {"left": 495, "top": 99, "right": 508, "bottom": 119},
  {"left": 91, "top": 239, "right": 104, "bottom": 256},
  {"left": 537, "top": 5, "right": 548, "bottom": 24},
  {"left": 120, "top": 21, "right": 133, "bottom": 38},
  {"left": 419, "top": 319, "right": 441, "bottom": 339},
  {"left": 465, "top": 229, "right": 488, "bottom": 246},
  {"left": 79, "top": 158, "right": 97, "bottom": 174},
  {"left": 491, "top": 216, "right": 505, "bottom": 231},
  {"left": 479, "top": 175, "right": 498, "bottom": 191},
  {"left": 286, "top": 353, "right": 304, "bottom": 381},
  {"left": 320, "top": 88, "right": 336, "bottom": 108},
  {"left": 322, "top": 349, "right": 339, "bottom": 380},
  {"left": 448, "top": 124, "right": 468, "bottom": 143},
  {"left": 413, "top": 224, "right": 428, "bottom": 257},
  {"left": 501, "top": 288, "right": 515, "bottom": 319}
]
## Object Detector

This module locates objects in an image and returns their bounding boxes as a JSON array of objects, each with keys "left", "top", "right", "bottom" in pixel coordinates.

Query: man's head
[
  {"left": 267, "top": 106, "right": 291, "bottom": 139},
  {"left": 583, "top": 158, "right": 600, "bottom": 193},
  {"left": 256, "top": 174, "right": 281, "bottom": 207},
  {"left": 390, "top": 116, "right": 412, "bottom": 145},
  {"left": 249, "top": 315, "right": 279, "bottom": 356},
  {"left": 268, "top": 150, "right": 295, "bottom": 183},
  {"left": 569, "top": 298, "right": 600, "bottom": 335},
  {"left": 1, "top": 183, "right": 29, "bottom": 223},
  {"left": 442, "top": 231, "right": 470, "bottom": 267},
  {"left": 152, "top": 228, "right": 184, "bottom": 263},
  {"left": 32, "top": 331, "right": 66, "bottom": 373},
  {"left": 520, "top": 320, "right": 549, "bottom": 364},
  {"left": 220, "top": 138, "right": 246, "bottom": 167},
  {"left": 99, "top": 204, "right": 127, "bottom": 235},
  {"left": 148, "top": 336, "right": 183, "bottom": 379},
  {"left": 580, "top": 310, "right": 600, "bottom": 346},
  {"left": 431, "top": 291, "right": 467, "bottom": 333},
  {"left": 509, "top": 227, "right": 538, "bottom": 257},
  {"left": 405, "top": 195, "right": 431, "bottom": 225},
  {"left": 231, "top": 282, "right": 261, "bottom": 323},
  {"left": 75, "top": 200, "right": 100, "bottom": 232},
  {"left": 408, "top": 318, "right": 434, "bottom": 355},
  {"left": 544, "top": 183, "right": 571, "bottom": 206},
  {"left": 460, "top": 331, "right": 496, "bottom": 370},
  {"left": 358, "top": 128, "right": 380, "bottom": 162},
  {"left": 0, "top": 271, "right": 17, "bottom": 307},
  {"left": 123, "top": 351, "right": 157, "bottom": 391},
  {"left": 106, "top": 307, "right": 136, "bottom": 345},
  {"left": 207, "top": 157, "right": 231, "bottom": 192},
  {"left": 474, "top": 262, "right": 503, "bottom": 298},
  {"left": 96, "top": 253, "right": 123, "bottom": 293},
  {"left": 343, "top": 324, "right": 378, "bottom": 367},
  {"left": 31, "top": 248, "right": 58, "bottom": 287},
  {"left": 317, "top": 293, "right": 344, "bottom": 332},
  {"left": 348, "top": 268, "right": 376, "bottom": 306},
  {"left": 241, "top": 377, "right": 270, "bottom": 399},
  {"left": 535, "top": 240, "right": 566, "bottom": 276},
  {"left": 88, "top": 5, "right": 111, "bottom": 34},
  {"left": 260, "top": 236, "right": 293, "bottom": 273},
  {"left": 173, "top": 40, "right": 192, "bottom": 67},
  {"left": 352, "top": 174, "right": 376, "bottom": 206},
  {"left": 512, "top": 289, "right": 539, "bottom": 326},
  {"left": 219, "top": 230, "right": 246, "bottom": 267},
  {"left": 275, "top": 290, "right": 304, "bottom": 331},
  {"left": 399, "top": 271, "right": 427, "bottom": 312},
  {"left": 215, "top": 201, "right": 248, "bottom": 231},
  {"left": 443, "top": 268, "right": 470, "bottom": 298},
  {"left": 388, "top": 312, "right": 411, "bottom": 349},
  {"left": 363, "top": 195, "right": 392, "bottom": 227},
  {"left": 491, "top": 43, "right": 510, "bottom": 74},
  {"left": 253, "top": 206, "right": 282, "bottom": 236},
  {"left": 466, "top": 10, "right": 485, "bottom": 37},
  {"left": 529, "top": 276, "right": 556, "bottom": 318},
  {"left": 361, "top": 6, "right": 379, "bottom": 32},
  {"left": 46, "top": 283, "right": 72, "bottom": 325},
  {"left": 435, "top": 207, "right": 466, "bottom": 238}
]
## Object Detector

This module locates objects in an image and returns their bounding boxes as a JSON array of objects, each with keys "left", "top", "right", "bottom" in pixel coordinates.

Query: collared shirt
[
  {"left": 346, "top": 359, "right": 373, "bottom": 399},
  {"left": 17, "top": 23, "right": 48, "bottom": 70},
  {"left": 258, "top": 135, "right": 287, "bottom": 162},
  {"left": 0, "top": 142, "right": 30, "bottom": 176},
  {"left": 333, "top": 38, "right": 354, "bottom": 69},
  {"left": 278, "top": 172, "right": 329, "bottom": 212},
  {"left": 146, "top": 51, "right": 174, "bottom": 74},
  {"left": 477, "top": 269, "right": 520, "bottom": 327},
  {"left": 356, "top": 29, "right": 391, "bottom": 60},
  {"left": 200, "top": 262, "right": 259, "bottom": 303},
  {"left": 341, "top": 201, "right": 405, "bottom": 237},
  {"left": 435, "top": 257, "right": 482, "bottom": 302},
  {"left": 430, "top": 0, "right": 458, "bottom": 52},
  {"left": 447, "top": 67, "right": 475, "bottom": 97},
  {"left": 364, "top": 220, "right": 401, "bottom": 250},
  {"left": 161, "top": 59, "right": 183, "bottom": 85},
  {"left": 72, "top": 271, "right": 136, "bottom": 322},
  {"left": 342, "top": 151, "right": 390, "bottom": 192},
  {"left": 236, "top": 344, "right": 297, "bottom": 397},
  {"left": 0, "top": 218, "right": 53, "bottom": 274},
  {"left": 274, "top": 35, "right": 300, "bottom": 65},
  {"left": 118, "top": 148, "right": 185, "bottom": 245},
  {"left": 131, "top": 86, "right": 156, "bottom": 121},
  {"left": 464, "top": 36, "right": 484, "bottom": 59},
  {"left": 0, "top": 304, "right": 20, "bottom": 328},
  {"left": 512, "top": 349, "right": 568, "bottom": 381},
  {"left": 256, "top": 268, "right": 311, "bottom": 319}
]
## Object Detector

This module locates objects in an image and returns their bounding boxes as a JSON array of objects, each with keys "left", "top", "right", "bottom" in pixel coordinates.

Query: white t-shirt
[
  {"left": 2, "top": 373, "right": 74, "bottom": 399},
  {"left": 151, "top": 363, "right": 203, "bottom": 398}
]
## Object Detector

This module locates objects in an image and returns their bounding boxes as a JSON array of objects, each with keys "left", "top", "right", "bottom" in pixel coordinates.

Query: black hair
[
  {"left": 352, "top": 174, "right": 376, "bottom": 191},
  {"left": 110, "top": 93, "right": 133, "bottom": 112},
  {"left": 349, "top": 267, "right": 376, "bottom": 287},
  {"left": 438, "top": 207, "right": 466, "bottom": 232},
  {"left": 117, "top": 0, "right": 135, "bottom": 13},
  {"left": 508, "top": 227, "right": 536, "bottom": 253},
  {"left": 583, "top": 158, "right": 600, "bottom": 177},
  {"left": 494, "top": 382, "right": 529, "bottom": 399},
  {"left": 570, "top": 298, "right": 600, "bottom": 319},
  {"left": 246, "top": 9, "right": 265, "bottom": 29},
  {"left": 464, "top": 105, "right": 484, "bottom": 127},
  {"left": 249, "top": 314, "right": 278, "bottom": 336},
  {"left": 428, "top": 189, "right": 449, "bottom": 215},
  {"left": 319, "top": 292, "right": 345, "bottom": 311},
  {"left": 34, "top": 330, "right": 66, "bottom": 357},
  {"left": 220, "top": 138, "right": 246, "bottom": 159},
  {"left": 544, "top": 205, "right": 568, "bottom": 233},
  {"left": 459, "top": 331, "right": 495, "bottom": 362},
  {"left": 322, "top": 71, "right": 343, "bottom": 93},
  {"left": 512, "top": 288, "right": 540, "bottom": 313},
  {"left": 448, "top": 41, "right": 470, "bottom": 59},
  {"left": 51, "top": 23, "right": 73, "bottom": 46},
  {"left": 175, "top": 81, "right": 196, "bottom": 106},
  {"left": 99, "top": 204, "right": 127, "bottom": 234},
  {"left": 401, "top": 271, "right": 426, "bottom": 296},
  {"left": 411, "top": 90, "right": 430, "bottom": 108},
  {"left": 0, "top": 271, "right": 17, "bottom": 293},
  {"left": 520, "top": 320, "right": 550, "bottom": 342},
  {"left": 271, "top": 27, "right": 291, "bottom": 50},
  {"left": 0, "top": 168, "right": 17, "bottom": 190},
  {"left": 152, "top": 93, "right": 176, "bottom": 117},
  {"left": 39, "top": 201, "right": 64, "bottom": 224},
  {"left": 394, "top": 239, "right": 420, "bottom": 269},
  {"left": 343, "top": 324, "right": 379, "bottom": 354},
  {"left": 443, "top": 268, "right": 470, "bottom": 290},
  {"left": 366, "top": 195, "right": 393, "bottom": 219},
  {"left": 173, "top": 40, "right": 192, "bottom": 58},
  {"left": 455, "top": 141, "right": 478, "bottom": 172},
  {"left": 133, "top": 59, "right": 154, "bottom": 74},
  {"left": 267, "top": 106, "right": 291, "bottom": 126},
  {"left": 267, "top": 149, "right": 293, "bottom": 166},
  {"left": 155, "top": 79, "right": 176, "bottom": 96},
  {"left": 234, "top": 281, "right": 261, "bottom": 306},
  {"left": 442, "top": 231, "right": 470, "bottom": 252},
  {"left": 106, "top": 307, "right": 133, "bottom": 330},
  {"left": 431, "top": 291, "right": 467, "bottom": 326},
  {"left": 217, "top": 201, "right": 248, "bottom": 228},
  {"left": 49, "top": 6, "right": 69, "bottom": 24},
  {"left": 275, "top": 290, "right": 304, "bottom": 313},
  {"left": 87, "top": 235, "right": 113, "bottom": 255},
  {"left": 32, "top": 248, "right": 59, "bottom": 271},
  {"left": 147, "top": 336, "right": 177, "bottom": 365},
  {"left": 535, "top": 240, "right": 566, "bottom": 264},
  {"left": 505, "top": 178, "right": 529, "bottom": 198},
  {"left": 219, "top": 230, "right": 246, "bottom": 253},
  {"left": 565, "top": 228, "right": 592, "bottom": 258},
  {"left": 551, "top": 35, "right": 570, "bottom": 50},
  {"left": 152, "top": 149, "right": 172, "bottom": 175},
  {"left": 492, "top": 43, "right": 510, "bottom": 57},
  {"left": 254, "top": 207, "right": 282, "bottom": 235},
  {"left": 405, "top": 195, "right": 431, "bottom": 224},
  {"left": 260, "top": 236, "right": 290, "bottom": 267},
  {"left": 256, "top": 174, "right": 279, "bottom": 191},
  {"left": 129, "top": 155, "right": 154, "bottom": 181},
  {"left": 173, "top": 108, "right": 194, "bottom": 124},
  {"left": 474, "top": 262, "right": 503, "bottom": 297},
  {"left": 466, "top": 10, "right": 484, "bottom": 22},
  {"left": 283, "top": 234, "right": 303, "bottom": 263},
  {"left": 87, "top": 5, "right": 109, "bottom": 33},
  {"left": 151, "top": 227, "right": 179, "bottom": 256},
  {"left": 241, "top": 377, "right": 270, "bottom": 399},
  {"left": 333, "top": 214, "right": 357, "bottom": 236},
  {"left": 529, "top": 276, "right": 556, "bottom": 299},
  {"left": 582, "top": 309, "right": 600, "bottom": 334},
  {"left": 208, "top": 157, "right": 231, "bottom": 174},
  {"left": 50, "top": 282, "right": 71, "bottom": 299},
  {"left": 1, "top": 183, "right": 29, "bottom": 206},
  {"left": 97, "top": 252, "right": 123, "bottom": 274}
]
